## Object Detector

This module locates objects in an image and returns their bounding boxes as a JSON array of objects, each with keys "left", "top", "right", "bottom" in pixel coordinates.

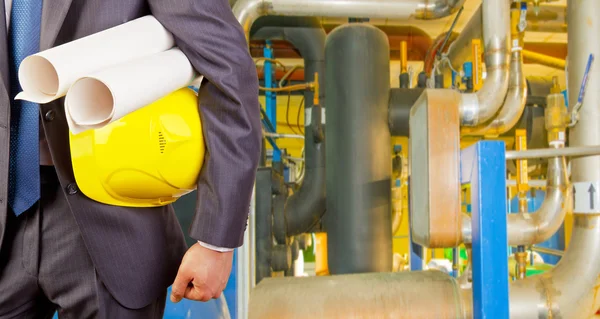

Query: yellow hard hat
[{"left": 69, "top": 88, "right": 204, "bottom": 207}]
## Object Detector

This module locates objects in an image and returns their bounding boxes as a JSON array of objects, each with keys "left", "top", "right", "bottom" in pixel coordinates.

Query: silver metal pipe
[
  {"left": 568, "top": 0, "right": 600, "bottom": 185},
  {"left": 461, "top": 155, "right": 570, "bottom": 246},
  {"left": 508, "top": 2, "right": 600, "bottom": 317},
  {"left": 506, "top": 155, "right": 570, "bottom": 246},
  {"left": 248, "top": 271, "right": 470, "bottom": 319},
  {"left": 263, "top": 132, "right": 304, "bottom": 139},
  {"left": 510, "top": 216, "right": 600, "bottom": 318},
  {"left": 461, "top": 49, "right": 527, "bottom": 135},
  {"left": 506, "top": 179, "right": 547, "bottom": 188},
  {"left": 531, "top": 245, "right": 564, "bottom": 257},
  {"left": 444, "top": 3, "right": 567, "bottom": 74},
  {"left": 233, "top": 0, "right": 466, "bottom": 42},
  {"left": 505, "top": 145, "right": 600, "bottom": 160},
  {"left": 459, "top": 0, "right": 510, "bottom": 126}
]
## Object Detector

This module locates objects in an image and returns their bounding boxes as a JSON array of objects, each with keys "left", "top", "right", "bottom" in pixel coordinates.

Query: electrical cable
[
  {"left": 254, "top": 57, "right": 287, "bottom": 71},
  {"left": 437, "top": 6, "right": 464, "bottom": 60},
  {"left": 296, "top": 96, "right": 305, "bottom": 135},
  {"left": 259, "top": 83, "right": 313, "bottom": 92},
  {"left": 279, "top": 65, "right": 303, "bottom": 88},
  {"left": 286, "top": 91, "right": 299, "bottom": 135}
]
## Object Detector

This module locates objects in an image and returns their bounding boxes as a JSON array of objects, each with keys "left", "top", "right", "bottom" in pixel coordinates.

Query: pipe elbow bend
[
  {"left": 417, "top": 0, "right": 466, "bottom": 19},
  {"left": 233, "top": 0, "right": 270, "bottom": 36}
]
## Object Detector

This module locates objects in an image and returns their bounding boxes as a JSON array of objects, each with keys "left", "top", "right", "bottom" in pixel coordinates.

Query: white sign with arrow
[{"left": 573, "top": 182, "right": 600, "bottom": 213}]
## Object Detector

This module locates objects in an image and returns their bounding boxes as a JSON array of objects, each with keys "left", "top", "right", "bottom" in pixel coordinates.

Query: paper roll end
[{"left": 14, "top": 91, "right": 57, "bottom": 104}]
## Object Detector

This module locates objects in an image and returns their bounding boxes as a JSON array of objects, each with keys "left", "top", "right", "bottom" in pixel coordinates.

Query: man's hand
[{"left": 170, "top": 243, "right": 233, "bottom": 303}]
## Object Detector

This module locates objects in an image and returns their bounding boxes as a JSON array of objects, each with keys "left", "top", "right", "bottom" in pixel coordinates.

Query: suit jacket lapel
[
  {"left": 40, "top": 0, "right": 73, "bottom": 50},
  {"left": 0, "top": 0, "right": 9, "bottom": 93}
]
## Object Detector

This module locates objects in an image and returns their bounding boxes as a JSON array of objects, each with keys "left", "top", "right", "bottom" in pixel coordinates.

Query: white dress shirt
[{"left": 4, "top": 0, "right": 232, "bottom": 253}]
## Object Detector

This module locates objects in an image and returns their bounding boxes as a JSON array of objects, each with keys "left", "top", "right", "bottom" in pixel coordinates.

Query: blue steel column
[
  {"left": 461, "top": 141, "right": 509, "bottom": 319},
  {"left": 263, "top": 41, "right": 280, "bottom": 163}
]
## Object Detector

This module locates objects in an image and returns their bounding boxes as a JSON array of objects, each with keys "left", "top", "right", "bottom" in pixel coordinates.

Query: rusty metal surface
[
  {"left": 409, "top": 89, "right": 462, "bottom": 248},
  {"left": 249, "top": 271, "right": 468, "bottom": 319}
]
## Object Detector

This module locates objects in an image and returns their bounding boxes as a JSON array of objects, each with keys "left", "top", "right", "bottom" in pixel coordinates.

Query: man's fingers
[
  {"left": 184, "top": 284, "right": 214, "bottom": 302},
  {"left": 170, "top": 270, "right": 193, "bottom": 303}
]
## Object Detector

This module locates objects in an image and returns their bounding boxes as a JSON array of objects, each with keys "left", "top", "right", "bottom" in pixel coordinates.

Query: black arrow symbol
[{"left": 589, "top": 184, "right": 596, "bottom": 210}]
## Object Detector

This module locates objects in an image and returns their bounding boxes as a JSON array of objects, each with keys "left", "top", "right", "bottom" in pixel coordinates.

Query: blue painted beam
[
  {"left": 263, "top": 41, "right": 280, "bottom": 163},
  {"left": 461, "top": 141, "right": 509, "bottom": 319}
]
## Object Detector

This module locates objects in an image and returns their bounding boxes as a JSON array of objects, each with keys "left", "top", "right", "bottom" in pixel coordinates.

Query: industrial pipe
[
  {"left": 248, "top": 271, "right": 470, "bottom": 319},
  {"left": 233, "top": 0, "right": 466, "bottom": 42},
  {"left": 459, "top": 0, "right": 510, "bottom": 126},
  {"left": 443, "top": 4, "right": 567, "bottom": 74},
  {"left": 531, "top": 245, "right": 564, "bottom": 257},
  {"left": 251, "top": 17, "right": 327, "bottom": 238},
  {"left": 255, "top": 168, "right": 273, "bottom": 284},
  {"left": 325, "top": 24, "right": 392, "bottom": 274},
  {"left": 508, "top": 1, "right": 600, "bottom": 317},
  {"left": 506, "top": 155, "right": 570, "bottom": 246},
  {"left": 509, "top": 216, "right": 600, "bottom": 318},
  {"left": 388, "top": 88, "right": 425, "bottom": 137},
  {"left": 461, "top": 154, "right": 569, "bottom": 246},
  {"left": 461, "top": 50, "right": 527, "bottom": 136},
  {"left": 505, "top": 145, "right": 600, "bottom": 160},
  {"left": 522, "top": 50, "right": 566, "bottom": 71}
]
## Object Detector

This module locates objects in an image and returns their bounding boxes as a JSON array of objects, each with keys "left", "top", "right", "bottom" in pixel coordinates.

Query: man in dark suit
[{"left": 0, "top": 0, "right": 261, "bottom": 318}]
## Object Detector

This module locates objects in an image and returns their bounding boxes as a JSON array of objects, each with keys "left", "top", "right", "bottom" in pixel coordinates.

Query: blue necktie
[{"left": 8, "top": 0, "right": 43, "bottom": 215}]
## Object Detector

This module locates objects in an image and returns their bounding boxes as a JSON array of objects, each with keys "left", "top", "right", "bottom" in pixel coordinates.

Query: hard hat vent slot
[{"left": 158, "top": 131, "right": 166, "bottom": 154}]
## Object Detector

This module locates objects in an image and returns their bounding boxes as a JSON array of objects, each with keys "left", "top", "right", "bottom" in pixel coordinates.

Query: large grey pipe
[
  {"left": 251, "top": 17, "right": 327, "bottom": 237},
  {"left": 254, "top": 168, "right": 273, "bottom": 283},
  {"left": 325, "top": 24, "right": 392, "bottom": 274},
  {"left": 234, "top": 0, "right": 465, "bottom": 42},
  {"left": 388, "top": 88, "right": 425, "bottom": 137}
]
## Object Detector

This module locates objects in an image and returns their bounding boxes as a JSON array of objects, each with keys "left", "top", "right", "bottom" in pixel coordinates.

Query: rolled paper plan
[
  {"left": 65, "top": 48, "right": 197, "bottom": 134},
  {"left": 15, "top": 15, "right": 175, "bottom": 103}
]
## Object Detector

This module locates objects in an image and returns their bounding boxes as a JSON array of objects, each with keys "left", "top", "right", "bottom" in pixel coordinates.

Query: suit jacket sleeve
[{"left": 148, "top": 0, "right": 261, "bottom": 248}]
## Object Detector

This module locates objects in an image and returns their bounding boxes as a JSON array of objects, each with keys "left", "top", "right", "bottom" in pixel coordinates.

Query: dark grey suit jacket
[{"left": 0, "top": 0, "right": 261, "bottom": 309}]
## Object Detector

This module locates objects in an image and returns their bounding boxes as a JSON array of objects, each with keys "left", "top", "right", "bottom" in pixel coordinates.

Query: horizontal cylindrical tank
[{"left": 249, "top": 271, "right": 469, "bottom": 319}]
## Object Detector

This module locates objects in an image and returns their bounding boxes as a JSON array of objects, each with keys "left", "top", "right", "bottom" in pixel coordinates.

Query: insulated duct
[
  {"left": 251, "top": 17, "right": 327, "bottom": 238},
  {"left": 254, "top": 168, "right": 273, "bottom": 283},
  {"left": 325, "top": 24, "right": 392, "bottom": 274},
  {"left": 234, "top": 0, "right": 466, "bottom": 42},
  {"left": 388, "top": 88, "right": 425, "bottom": 137}
]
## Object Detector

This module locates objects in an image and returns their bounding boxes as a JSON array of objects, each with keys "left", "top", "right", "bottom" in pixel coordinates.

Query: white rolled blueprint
[
  {"left": 15, "top": 15, "right": 175, "bottom": 103},
  {"left": 65, "top": 48, "right": 197, "bottom": 134}
]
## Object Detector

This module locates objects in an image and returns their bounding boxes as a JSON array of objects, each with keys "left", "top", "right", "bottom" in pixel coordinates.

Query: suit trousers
[{"left": 0, "top": 166, "right": 166, "bottom": 318}]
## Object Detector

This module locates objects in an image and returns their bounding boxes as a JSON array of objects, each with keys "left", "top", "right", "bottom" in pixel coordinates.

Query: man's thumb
[{"left": 171, "top": 269, "right": 192, "bottom": 303}]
